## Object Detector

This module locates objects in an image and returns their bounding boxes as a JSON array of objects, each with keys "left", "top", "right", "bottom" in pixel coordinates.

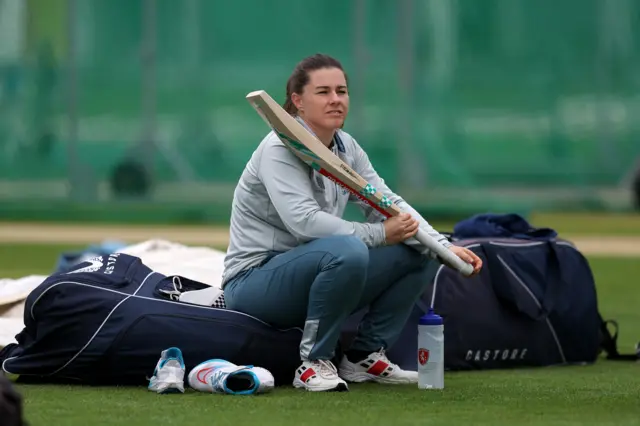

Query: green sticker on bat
[
  {"left": 277, "top": 132, "right": 321, "bottom": 161},
  {"left": 379, "top": 196, "right": 392, "bottom": 208},
  {"left": 360, "top": 183, "right": 377, "bottom": 196}
]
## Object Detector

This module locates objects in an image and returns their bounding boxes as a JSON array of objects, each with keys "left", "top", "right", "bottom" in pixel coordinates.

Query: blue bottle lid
[{"left": 419, "top": 308, "right": 443, "bottom": 326}]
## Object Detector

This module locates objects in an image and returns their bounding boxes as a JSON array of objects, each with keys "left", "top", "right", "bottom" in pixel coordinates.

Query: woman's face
[{"left": 292, "top": 67, "right": 349, "bottom": 135}]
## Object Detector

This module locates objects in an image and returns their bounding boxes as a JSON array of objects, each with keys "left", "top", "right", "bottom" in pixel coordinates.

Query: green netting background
[{"left": 0, "top": 0, "right": 638, "bottom": 223}]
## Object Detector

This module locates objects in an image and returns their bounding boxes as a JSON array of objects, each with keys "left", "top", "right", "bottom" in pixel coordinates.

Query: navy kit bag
[
  {"left": 425, "top": 237, "right": 602, "bottom": 370},
  {"left": 1, "top": 253, "right": 303, "bottom": 386},
  {"left": 371, "top": 214, "right": 637, "bottom": 371},
  {"left": 377, "top": 235, "right": 638, "bottom": 371}
]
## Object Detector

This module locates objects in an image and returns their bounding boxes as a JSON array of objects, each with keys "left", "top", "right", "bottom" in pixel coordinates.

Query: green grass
[
  {"left": 429, "top": 212, "right": 640, "bottom": 237},
  {"left": 0, "top": 243, "right": 84, "bottom": 278},
  {"left": 2, "top": 243, "right": 639, "bottom": 426},
  {"left": 529, "top": 213, "right": 640, "bottom": 237},
  {"left": 16, "top": 366, "right": 640, "bottom": 426}
]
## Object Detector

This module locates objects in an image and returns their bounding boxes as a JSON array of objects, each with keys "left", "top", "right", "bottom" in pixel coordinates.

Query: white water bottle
[{"left": 418, "top": 308, "right": 444, "bottom": 389}]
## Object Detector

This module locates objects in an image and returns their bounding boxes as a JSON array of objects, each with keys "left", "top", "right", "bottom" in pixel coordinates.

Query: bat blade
[{"left": 245, "top": 90, "right": 473, "bottom": 276}]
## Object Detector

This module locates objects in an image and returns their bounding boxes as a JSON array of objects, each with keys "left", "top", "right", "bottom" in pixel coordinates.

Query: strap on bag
[{"left": 598, "top": 315, "right": 639, "bottom": 361}]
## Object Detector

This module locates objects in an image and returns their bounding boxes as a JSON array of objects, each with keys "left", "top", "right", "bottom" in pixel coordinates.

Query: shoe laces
[
  {"left": 210, "top": 369, "right": 228, "bottom": 390},
  {"left": 311, "top": 359, "right": 339, "bottom": 379},
  {"left": 172, "top": 276, "right": 183, "bottom": 292},
  {"left": 369, "top": 348, "right": 394, "bottom": 364},
  {"left": 210, "top": 366, "right": 253, "bottom": 391},
  {"left": 162, "top": 276, "right": 183, "bottom": 301}
]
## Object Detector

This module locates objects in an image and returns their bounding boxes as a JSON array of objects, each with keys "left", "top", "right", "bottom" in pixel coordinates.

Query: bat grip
[{"left": 414, "top": 229, "right": 474, "bottom": 276}]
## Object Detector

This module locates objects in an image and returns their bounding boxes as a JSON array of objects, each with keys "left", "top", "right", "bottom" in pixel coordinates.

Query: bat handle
[{"left": 414, "top": 229, "right": 474, "bottom": 276}]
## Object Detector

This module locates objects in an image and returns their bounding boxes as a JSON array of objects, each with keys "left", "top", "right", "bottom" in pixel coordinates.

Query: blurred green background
[{"left": 1, "top": 0, "right": 639, "bottom": 223}]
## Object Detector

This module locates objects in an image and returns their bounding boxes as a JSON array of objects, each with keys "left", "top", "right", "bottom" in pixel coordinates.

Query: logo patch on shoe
[
  {"left": 300, "top": 368, "right": 317, "bottom": 383},
  {"left": 366, "top": 360, "right": 390, "bottom": 376},
  {"left": 418, "top": 348, "right": 430, "bottom": 365},
  {"left": 197, "top": 367, "right": 214, "bottom": 384}
]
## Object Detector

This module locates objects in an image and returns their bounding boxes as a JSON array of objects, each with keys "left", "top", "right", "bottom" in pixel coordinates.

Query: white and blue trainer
[
  {"left": 148, "top": 347, "right": 186, "bottom": 394},
  {"left": 188, "top": 359, "right": 274, "bottom": 395}
]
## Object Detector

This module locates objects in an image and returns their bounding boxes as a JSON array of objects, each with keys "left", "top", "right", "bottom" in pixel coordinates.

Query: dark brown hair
[{"left": 283, "top": 53, "right": 348, "bottom": 115}]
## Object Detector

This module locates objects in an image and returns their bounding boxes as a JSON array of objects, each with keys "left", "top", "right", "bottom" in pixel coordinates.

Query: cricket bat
[{"left": 245, "top": 90, "right": 474, "bottom": 277}]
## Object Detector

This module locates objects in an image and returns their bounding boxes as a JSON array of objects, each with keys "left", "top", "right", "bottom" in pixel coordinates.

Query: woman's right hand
[{"left": 383, "top": 213, "right": 420, "bottom": 245}]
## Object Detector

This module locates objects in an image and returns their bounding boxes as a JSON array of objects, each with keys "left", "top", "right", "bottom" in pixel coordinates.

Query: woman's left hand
[{"left": 448, "top": 245, "right": 483, "bottom": 277}]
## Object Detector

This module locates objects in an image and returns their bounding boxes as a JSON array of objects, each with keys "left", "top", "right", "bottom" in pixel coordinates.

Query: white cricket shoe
[
  {"left": 148, "top": 347, "right": 186, "bottom": 394},
  {"left": 188, "top": 359, "right": 274, "bottom": 395},
  {"left": 292, "top": 359, "right": 349, "bottom": 392},
  {"left": 339, "top": 348, "right": 418, "bottom": 384}
]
